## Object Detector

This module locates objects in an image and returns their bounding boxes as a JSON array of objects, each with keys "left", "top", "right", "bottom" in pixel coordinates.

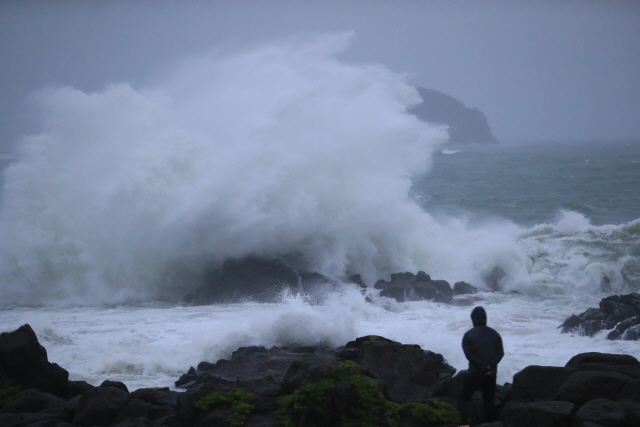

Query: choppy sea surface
[{"left": 0, "top": 34, "right": 638, "bottom": 390}]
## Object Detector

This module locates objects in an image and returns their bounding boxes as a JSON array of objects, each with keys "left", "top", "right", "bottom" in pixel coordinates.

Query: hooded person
[{"left": 458, "top": 306, "right": 504, "bottom": 426}]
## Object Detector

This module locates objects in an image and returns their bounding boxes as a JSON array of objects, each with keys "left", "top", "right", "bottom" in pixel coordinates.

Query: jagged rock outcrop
[
  {"left": 409, "top": 88, "right": 498, "bottom": 144},
  {"left": 337, "top": 335, "right": 457, "bottom": 404},
  {"left": 186, "top": 256, "right": 301, "bottom": 304},
  {"left": 559, "top": 293, "right": 640, "bottom": 340},
  {"left": 0, "top": 324, "right": 78, "bottom": 399},
  {"left": 374, "top": 271, "right": 478, "bottom": 304},
  {"left": 4, "top": 324, "right": 639, "bottom": 426},
  {"left": 185, "top": 256, "right": 478, "bottom": 306}
]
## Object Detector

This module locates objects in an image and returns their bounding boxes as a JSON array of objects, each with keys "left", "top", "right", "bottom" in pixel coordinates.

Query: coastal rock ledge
[
  {"left": 559, "top": 293, "right": 640, "bottom": 340},
  {"left": 3, "top": 324, "right": 640, "bottom": 426},
  {"left": 183, "top": 255, "right": 479, "bottom": 306}
]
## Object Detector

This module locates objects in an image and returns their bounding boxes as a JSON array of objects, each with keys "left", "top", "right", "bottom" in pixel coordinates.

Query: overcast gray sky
[{"left": 1, "top": 0, "right": 639, "bottom": 151}]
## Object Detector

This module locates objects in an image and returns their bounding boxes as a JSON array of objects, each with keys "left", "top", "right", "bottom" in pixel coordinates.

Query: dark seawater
[{"left": 412, "top": 140, "right": 640, "bottom": 226}]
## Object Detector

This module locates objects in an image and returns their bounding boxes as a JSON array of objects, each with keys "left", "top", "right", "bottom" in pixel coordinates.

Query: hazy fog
[{"left": 1, "top": 0, "right": 639, "bottom": 151}]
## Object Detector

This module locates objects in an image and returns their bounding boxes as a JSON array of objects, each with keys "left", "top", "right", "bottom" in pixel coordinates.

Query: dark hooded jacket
[{"left": 462, "top": 306, "right": 504, "bottom": 376}]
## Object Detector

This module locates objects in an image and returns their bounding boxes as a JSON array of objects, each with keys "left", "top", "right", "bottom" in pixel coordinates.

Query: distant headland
[{"left": 410, "top": 87, "right": 498, "bottom": 144}]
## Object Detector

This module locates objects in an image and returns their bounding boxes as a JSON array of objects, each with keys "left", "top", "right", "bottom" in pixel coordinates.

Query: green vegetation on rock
[
  {"left": 195, "top": 387, "right": 258, "bottom": 427},
  {"left": 0, "top": 387, "right": 19, "bottom": 408},
  {"left": 275, "top": 362, "right": 459, "bottom": 427}
]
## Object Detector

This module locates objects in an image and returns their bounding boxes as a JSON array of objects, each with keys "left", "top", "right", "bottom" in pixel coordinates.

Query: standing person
[{"left": 458, "top": 306, "right": 504, "bottom": 427}]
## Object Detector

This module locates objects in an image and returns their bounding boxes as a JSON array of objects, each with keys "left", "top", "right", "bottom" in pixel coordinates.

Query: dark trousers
[{"left": 458, "top": 374, "right": 496, "bottom": 425}]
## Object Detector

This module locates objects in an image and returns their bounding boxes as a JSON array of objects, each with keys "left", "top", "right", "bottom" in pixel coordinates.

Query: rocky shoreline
[
  {"left": 2, "top": 322, "right": 640, "bottom": 427},
  {"left": 184, "top": 257, "right": 640, "bottom": 344}
]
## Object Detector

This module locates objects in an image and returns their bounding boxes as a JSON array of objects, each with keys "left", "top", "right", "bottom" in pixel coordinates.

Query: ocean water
[{"left": 0, "top": 34, "right": 639, "bottom": 390}]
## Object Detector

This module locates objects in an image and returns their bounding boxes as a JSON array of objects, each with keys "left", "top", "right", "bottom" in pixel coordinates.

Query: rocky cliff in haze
[{"left": 410, "top": 87, "right": 498, "bottom": 144}]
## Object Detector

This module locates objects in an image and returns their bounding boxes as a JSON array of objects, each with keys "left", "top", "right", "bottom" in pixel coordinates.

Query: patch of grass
[
  {"left": 0, "top": 386, "right": 19, "bottom": 408},
  {"left": 195, "top": 387, "right": 258, "bottom": 427},
  {"left": 400, "top": 400, "right": 460, "bottom": 425},
  {"left": 275, "top": 362, "right": 459, "bottom": 427}
]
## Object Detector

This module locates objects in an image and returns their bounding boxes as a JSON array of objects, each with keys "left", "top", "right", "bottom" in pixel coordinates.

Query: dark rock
[
  {"left": 337, "top": 335, "right": 456, "bottom": 403},
  {"left": 176, "top": 346, "right": 338, "bottom": 392},
  {"left": 454, "top": 281, "right": 479, "bottom": 295},
  {"left": 376, "top": 271, "right": 454, "bottom": 303},
  {"left": 100, "top": 380, "right": 129, "bottom": 394},
  {"left": 573, "top": 398, "right": 625, "bottom": 427},
  {"left": 380, "top": 285, "right": 407, "bottom": 302},
  {"left": 72, "top": 386, "right": 131, "bottom": 426},
  {"left": 115, "top": 398, "right": 169, "bottom": 424},
  {"left": 232, "top": 346, "right": 268, "bottom": 360},
  {"left": 553, "top": 370, "right": 631, "bottom": 404},
  {"left": 345, "top": 274, "right": 367, "bottom": 291},
  {"left": 299, "top": 272, "right": 345, "bottom": 304},
  {"left": 0, "top": 324, "right": 70, "bottom": 398},
  {"left": 192, "top": 255, "right": 301, "bottom": 304},
  {"left": 237, "top": 378, "right": 283, "bottom": 398},
  {"left": 607, "top": 316, "right": 640, "bottom": 340},
  {"left": 619, "top": 378, "right": 640, "bottom": 402},
  {"left": 560, "top": 293, "right": 640, "bottom": 339},
  {"left": 409, "top": 87, "right": 498, "bottom": 144},
  {"left": 498, "top": 351, "right": 640, "bottom": 427},
  {"left": 507, "top": 365, "right": 576, "bottom": 402},
  {"left": 9, "top": 323, "right": 640, "bottom": 427},
  {"left": 565, "top": 352, "right": 640, "bottom": 368},
  {"left": 129, "top": 387, "right": 179, "bottom": 408},
  {"left": 66, "top": 381, "right": 94, "bottom": 399},
  {"left": 500, "top": 400, "right": 574, "bottom": 427},
  {"left": 0, "top": 389, "right": 68, "bottom": 415},
  {"left": 281, "top": 357, "right": 343, "bottom": 393},
  {"left": 622, "top": 401, "right": 640, "bottom": 427},
  {"left": 0, "top": 411, "right": 72, "bottom": 427}
]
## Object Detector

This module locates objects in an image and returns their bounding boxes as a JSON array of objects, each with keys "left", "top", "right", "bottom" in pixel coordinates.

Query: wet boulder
[
  {"left": 559, "top": 293, "right": 640, "bottom": 339},
  {"left": 72, "top": 385, "right": 131, "bottom": 426},
  {"left": 572, "top": 398, "right": 626, "bottom": 427},
  {"left": 553, "top": 370, "right": 632, "bottom": 404},
  {"left": 499, "top": 352, "right": 640, "bottom": 427},
  {"left": 507, "top": 365, "right": 576, "bottom": 402},
  {"left": 453, "top": 281, "right": 479, "bottom": 295},
  {"left": 501, "top": 400, "right": 574, "bottom": 427},
  {"left": 375, "top": 271, "right": 454, "bottom": 303},
  {"left": 189, "top": 256, "right": 301, "bottom": 304}
]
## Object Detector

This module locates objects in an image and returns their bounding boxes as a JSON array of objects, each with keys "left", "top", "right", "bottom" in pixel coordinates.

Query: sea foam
[
  {"left": 0, "top": 34, "right": 637, "bottom": 306},
  {"left": 0, "top": 33, "right": 451, "bottom": 304}
]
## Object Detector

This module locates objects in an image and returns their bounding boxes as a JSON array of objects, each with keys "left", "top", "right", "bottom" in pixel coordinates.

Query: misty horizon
[{"left": 1, "top": 0, "right": 639, "bottom": 152}]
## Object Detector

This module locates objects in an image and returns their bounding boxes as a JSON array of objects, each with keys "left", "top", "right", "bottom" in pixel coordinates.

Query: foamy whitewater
[{"left": 0, "top": 34, "right": 639, "bottom": 390}]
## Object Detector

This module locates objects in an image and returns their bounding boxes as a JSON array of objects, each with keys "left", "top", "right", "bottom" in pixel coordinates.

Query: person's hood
[{"left": 471, "top": 306, "right": 487, "bottom": 326}]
